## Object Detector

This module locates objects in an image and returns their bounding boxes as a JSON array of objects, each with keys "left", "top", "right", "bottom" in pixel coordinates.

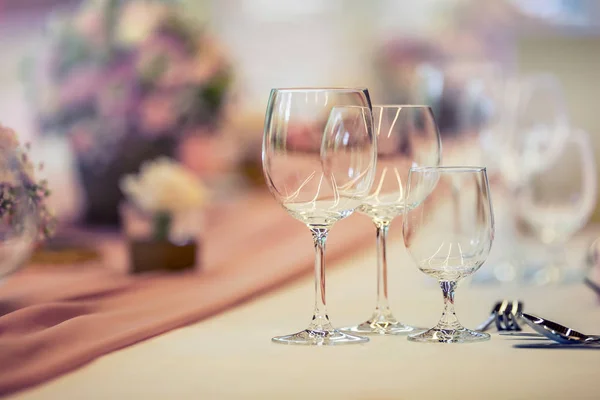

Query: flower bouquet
[
  {"left": 120, "top": 157, "right": 207, "bottom": 273},
  {"left": 0, "top": 124, "right": 54, "bottom": 278},
  {"left": 0, "top": 125, "right": 54, "bottom": 240},
  {"left": 29, "top": 0, "right": 231, "bottom": 225}
]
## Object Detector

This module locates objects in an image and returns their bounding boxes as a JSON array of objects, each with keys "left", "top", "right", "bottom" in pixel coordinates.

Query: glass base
[
  {"left": 408, "top": 326, "right": 490, "bottom": 343},
  {"left": 341, "top": 312, "right": 421, "bottom": 335},
  {"left": 272, "top": 328, "right": 369, "bottom": 345}
]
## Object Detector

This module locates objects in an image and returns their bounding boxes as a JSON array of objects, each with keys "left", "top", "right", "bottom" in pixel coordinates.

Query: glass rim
[
  {"left": 409, "top": 166, "right": 486, "bottom": 173},
  {"left": 330, "top": 105, "right": 371, "bottom": 110},
  {"left": 270, "top": 87, "right": 368, "bottom": 93},
  {"left": 372, "top": 104, "right": 431, "bottom": 109}
]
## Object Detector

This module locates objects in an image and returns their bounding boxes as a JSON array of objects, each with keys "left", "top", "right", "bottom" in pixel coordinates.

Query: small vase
[
  {"left": 120, "top": 203, "right": 204, "bottom": 274},
  {"left": 128, "top": 239, "right": 197, "bottom": 274}
]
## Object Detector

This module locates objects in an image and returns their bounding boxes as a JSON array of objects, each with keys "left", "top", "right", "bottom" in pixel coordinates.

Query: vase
[
  {"left": 120, "top": 202, "right": 204, "bottom": 274},
  {"left": 128, "top": 239, "right": 198, "bottom": 274},
  {"left": 75, "top": 135, "right": 177, "bottom": 226}
]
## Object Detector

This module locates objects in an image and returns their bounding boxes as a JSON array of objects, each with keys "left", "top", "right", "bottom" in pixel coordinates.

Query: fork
[{"left": 476, "top": 300, "right": 524, "bottom": 332}]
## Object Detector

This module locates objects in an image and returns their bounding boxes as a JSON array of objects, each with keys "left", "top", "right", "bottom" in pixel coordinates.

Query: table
[{"left": 8, "top": 232, "right": 600, "bottom": 399}]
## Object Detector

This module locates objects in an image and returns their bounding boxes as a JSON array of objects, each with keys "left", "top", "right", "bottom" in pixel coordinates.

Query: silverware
[
  {"left": 520, "top": 313, "right": 600, "bottom": 345},
  {"left": 475, "top": 302, "right": 501, "bottom": 332},
  {"left": 476, "top": 300, "right": 523, "bottom": 332},
  {"left": 586, "top": 238, "right": 600, "bottom": 269},
  {"left": 499, "top": 332, "right": 544, "bottom": 338},
  {"left": 584, "top": 277, "right": 600, "bottom": 296},
  {"left": 513, "top": 343, "right": 600, "bottom": 350},
  {"left": 585, "top": 239, "right": 600, "bottom": 295}
]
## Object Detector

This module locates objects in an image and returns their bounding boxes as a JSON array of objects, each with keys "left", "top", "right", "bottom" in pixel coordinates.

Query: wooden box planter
[{"left": 128, "top": 240, "right": 198, "bottom": 274}]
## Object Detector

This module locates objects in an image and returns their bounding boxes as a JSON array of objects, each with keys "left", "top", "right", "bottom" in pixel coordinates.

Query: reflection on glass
[
  {"left": 516, "top": 129, "right": 597, "bottom": 284},
  {"left": 478, "top": 73, "right": 569, "bottom": 283},
  {"left": 498, "top": 74, "right": 569, "bottom": 189}
]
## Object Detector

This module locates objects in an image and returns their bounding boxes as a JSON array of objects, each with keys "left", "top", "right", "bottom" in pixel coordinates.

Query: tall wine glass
[
  {"left": 515, "top": 129, "right": 597, "bottom": 284},
  {"left": 262, "top": 88, "right": 376, "bottom": 345},
  {"left": 342, "top": 105, "right": 441, "bottom": 335},
  {"left": 498, "top": 74, "right": 569, "bottom": 190},
  {"left": 403, "top": 167, "right": 494, "bottom": 343}
]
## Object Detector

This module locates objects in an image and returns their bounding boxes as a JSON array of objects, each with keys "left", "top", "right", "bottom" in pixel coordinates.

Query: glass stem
[
  {"left": 542, "top": 243, "right": 567, "bottom": 283},
  {"left": 374, "top": 220, "right": 391, "bottom": 313},
  {"left": 438, "top": 281, "right": 461, "bottom": 330},
  {"left": 309, "top": 227, "right": 332, "bottom": 331},
  {"left": 548, "top": 244, "right": 567, "bottom": 268}
]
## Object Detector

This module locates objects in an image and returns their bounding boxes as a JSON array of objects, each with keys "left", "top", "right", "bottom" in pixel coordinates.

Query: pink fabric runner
[{"left": 0, "top": 191, "right": 374, "bottom": 396}]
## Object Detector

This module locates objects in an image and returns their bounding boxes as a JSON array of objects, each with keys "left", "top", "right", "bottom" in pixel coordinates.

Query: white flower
[
  {"left": 120, "top": 157, "right": 208, "bottom": 215},
  {"left": 115, "top": 1, "right": 168, "bottom": 46}
]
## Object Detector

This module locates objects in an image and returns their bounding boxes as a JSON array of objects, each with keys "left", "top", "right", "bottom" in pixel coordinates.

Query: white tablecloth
[{"left": 8, "top": 230, "right": 600, "bottom": 400}]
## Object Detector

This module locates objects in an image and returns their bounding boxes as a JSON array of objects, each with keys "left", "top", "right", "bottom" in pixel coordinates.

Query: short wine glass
[
  {"left": 263, "top": 88, "right": 377, "bottom": 345},
  {"left": 403, "top": 166, "right": 494, "bottom": 343},
  {"left": 342, "top": 105, "right": 441, "bottom": 335}
]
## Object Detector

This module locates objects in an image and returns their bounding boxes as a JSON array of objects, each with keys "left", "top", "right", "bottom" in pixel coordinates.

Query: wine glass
[
  {"left": 515, "top": 129, "right": 597, "bottom": 284},
  {"left": 476, "top": 74, "right": 569, "bottom": 283},
  {"left": 342, "top": 105, "right": 441, "bottom": 335},
  {"left": 498, "top": 74, "right": 569, "bottom": 189},
  {"left": 403, "top": 166, "right": 494, "bottom": 343},
  {"left": 0, "top": 148, "right": 39, "bottom": 281},
  {"left": 262, "top": 88, "right": 377, "bottom": 345}
]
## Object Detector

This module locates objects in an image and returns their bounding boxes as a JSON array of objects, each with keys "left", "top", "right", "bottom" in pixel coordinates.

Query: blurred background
[{"left": 1, "top": 0, "right": 599, "bottom": 285}]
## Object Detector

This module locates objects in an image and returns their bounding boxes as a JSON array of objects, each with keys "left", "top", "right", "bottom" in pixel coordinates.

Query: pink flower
[
  {"left": 137, "top": 93, "right": 178, "bottom": 136},
  {"left": 69, "top": 126, "right": 94, "bottom": 155},
  {"left": 96, "top": 60, "right": 138, "bottom": 118},
  {"left": 193, "top": 36, "right": 228, "bottom": 84},
  {"left": 162, "top": 52, "right": 223, "bottom": 88},
  {"left": 57, "top": 67, "right": 103, "bottom": 108},
  {"left": 177, "top": 134, "right": 238, "bottom": 178},
  {"left": 0, "top": 125, "right": 20, "bottom": 152},
  {"left": 136, "top": 35, "right": 188, "bottom": 88},
  {"left": 73, "top": 7, "right": 107, "bottom": 47}
]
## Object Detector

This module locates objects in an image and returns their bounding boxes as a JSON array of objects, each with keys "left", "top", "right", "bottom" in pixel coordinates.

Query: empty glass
[
  {"left": 342, "top": 105, "right": 441, "bottom": 335},
  {"left": 478, "top": 73, "right": 569, "bottom": 283},
  {"left": 497, "top": 74, "right": 569, "bottom": 190},
  {"left": 515, "top": 129, "right": 597, "bottom": 284},
  {"left": 403, "top": 167, "right": 495, "bottom": 343},
  {"left": 263, "top": 88, "right": 376, "bottom": 345}
]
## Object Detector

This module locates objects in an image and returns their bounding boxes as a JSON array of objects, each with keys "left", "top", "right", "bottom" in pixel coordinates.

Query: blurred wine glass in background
[
  {"left": 516, "top": 129, "right": 597, "bottom": 285},
  {"left": 391, "top": 61, "right": 576, "bottom": 285},
  {"left": 464, "top": 73, "right": 570, "bottom": 283},
  {"left": 416, "top": 61, "right": 505, "bottom": 167},
  {"left": 496, "top": 74, "right": 569, "bottom": 190}
]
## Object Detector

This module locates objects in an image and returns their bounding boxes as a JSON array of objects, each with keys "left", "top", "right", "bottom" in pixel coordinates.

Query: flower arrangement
[
  {"left": 120, "top": 157, "right": 208, "bottom": 241},
  {"left": 0, "top": 124, "right": 55, "bottom": 240},
  {"left": 27, "top": 0, "right": 231, "bottom": 224}
]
